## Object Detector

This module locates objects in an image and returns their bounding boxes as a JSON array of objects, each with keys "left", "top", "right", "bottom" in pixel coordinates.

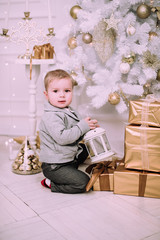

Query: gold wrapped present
[
  {"left": 114, "top": 164, "right": 160, "bottom": 198},
  {"left": 125, "top": 125, "right": 160, "bottom": 172},
  {"left": 129, "top": 99, "right": 160, "bottom": 127},
  {"left": 85, "top": 158, "right": 123, "bottom": 191},
  {"left": 33, "top": 43, "right": 55, "bottom": 59},
  {"left": 93, "top": 168, "right": 114, "bottom": 191},
  {"left": 33, "top": 45, "right": 42, "bottom": 59}
]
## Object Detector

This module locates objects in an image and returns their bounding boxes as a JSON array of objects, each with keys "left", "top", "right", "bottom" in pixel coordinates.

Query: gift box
[
  {"left": 85, "top": 158, "right": 123, "bottom": 191},
  {"left": 41, "top": 43, "right": 54, "bottom": 59},
  {"left": 33, "top": 45, "right": 41, "bottom": 59},
  {"left": 92, "top": 168, "right": 114, "bottom": 191},
  {"left": 125, "top": 125, "right": 160, "bottom": 172},
  {"left": 33, "top": 43, "right": 55, "bottom": 59},
  {"left": 128, "top": 99, "right": 160, "bottom": 127},
  {"left": 114, "top": 164, "right": 160, "bottom": 198}
]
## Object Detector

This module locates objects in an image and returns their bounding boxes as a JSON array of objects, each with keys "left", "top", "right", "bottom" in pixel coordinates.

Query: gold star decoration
[{"left": 104, "top": 13, "right": 121, "bottom": 31}]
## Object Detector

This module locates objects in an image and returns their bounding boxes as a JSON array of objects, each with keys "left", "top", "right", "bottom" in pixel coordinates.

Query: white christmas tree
[{"left": 55, "top": 0, "right": 160, "bottom": 114}]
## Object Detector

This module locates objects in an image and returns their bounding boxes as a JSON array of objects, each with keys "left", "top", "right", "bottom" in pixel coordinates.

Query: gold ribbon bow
[{"left": 85, "top": 158, "right": 124, "bottom": 192}]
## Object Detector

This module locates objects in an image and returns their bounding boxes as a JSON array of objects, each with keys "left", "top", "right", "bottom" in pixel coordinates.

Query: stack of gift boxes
[
  {"left": 87, "top": 99, "right": 160, "bottom": 198},
  {"left": 114, "top": 99, "right": 160, "bottom": 198}
]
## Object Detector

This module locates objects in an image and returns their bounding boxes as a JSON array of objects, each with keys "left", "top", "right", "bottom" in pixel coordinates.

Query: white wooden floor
[{"left": 0, "top": 136, "right": 160, "bottom": 240}]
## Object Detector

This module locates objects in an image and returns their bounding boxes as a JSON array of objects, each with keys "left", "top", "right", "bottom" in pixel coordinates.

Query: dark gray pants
[{"left": 41, "top": 144, "right": 90, "bottom": 194}]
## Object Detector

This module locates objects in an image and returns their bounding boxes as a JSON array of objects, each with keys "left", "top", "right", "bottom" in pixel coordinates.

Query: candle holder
[
  {"left": 0, "top": 28, "right": 10, "bottom": 37},
  {"left": 23, "top": 12, "right": 32, "bottom": 20},
  {"left": 47, "top": 27, "right": 55, "bottom": 36},
  {"left": 7, "top": 12, "right": 55, "bottom": 58}
]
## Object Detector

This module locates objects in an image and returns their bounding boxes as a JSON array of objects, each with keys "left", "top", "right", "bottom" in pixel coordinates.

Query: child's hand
[{"left": 84, "top": 117, "right": 100, "bottom": 130}]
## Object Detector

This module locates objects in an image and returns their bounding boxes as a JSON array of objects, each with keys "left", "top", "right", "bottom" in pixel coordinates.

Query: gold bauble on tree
[
  {"left": 157, "top": 69, "right": 160, "bottom": 81},
  {"left": 122, "top": 52, "right": 136, "bottom": 65},
  {"left": 70, "top": 5, "right": 82, "bottom": 19},
  {"left": 148, "top": 31, "right": 158, "bottom": 41},
  {"left": 136, "top": 3, "right": 151, "bottom": 19},
  {"left": 143, "top": 82, "right": 152, "bottom": 96},
  {"left": 70, "top": 70, "right": 78, "bottom": 86},
  {"left": 67, "top": 36, "right": 77, "bottom": 49},
  {"left": 108, "top": 92, "right": 120, "bottom": 105},
  {"left": 82, "top": 32, "right": 93, "bottom": 44}
]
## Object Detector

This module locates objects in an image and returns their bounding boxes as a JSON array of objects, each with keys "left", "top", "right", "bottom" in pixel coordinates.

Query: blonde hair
[{"left": 44, "top": 69, "right": 76, "bottom": 91}]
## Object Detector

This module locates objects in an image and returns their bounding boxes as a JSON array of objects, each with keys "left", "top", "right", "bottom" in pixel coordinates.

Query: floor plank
[
  {"left": 0, "top": 185, "right": 37, "bottom": 220},
  {"left": 0, "top": 216, "right": 65, "bottom": 240}
]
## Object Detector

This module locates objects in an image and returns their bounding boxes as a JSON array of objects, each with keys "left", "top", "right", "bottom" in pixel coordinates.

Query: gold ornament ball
[
  {"left": 38, "top": 161, "right": 42, "bottom": 167},
  {"left": 32, "top": 157, "right": 38, "bottom": 164},
  {"left": 157, "top": 69, "right": 160, "bottom": 81},
  {"left": 32, "top": 164, "right": 38, "bottom": 170},
  {"left": 82, "top": 32, "right": 92, "bottom": 44},
  {"left": 19, "top": 164, "right": 25, "bottom": 171},
  {"left": 70, "top": 71, "right": 78, "bottom": 86},
  {"left": 149, "top": 31, "right": 158, "bottom": 41},
  {"left": 123, "top": 52, "right": 136, "bottom": 65},
  {"left": 12, "top": 163, "right": 19, "bottom": 170},
  {"left": 108, "top": 92, "right": 120, "bottom": 105},
  {"left": 136, "top": 3, "right": 151, "bottom": 19},
  {"left": 17, "top": 159, "right": 23, "bottom": 164},
  {"left": 26, "top": 165, "right": 32, "bottom": 171},
  {"left": 143, "top": 82, "right": 151, "bottom": 89},
  {"left": 70, "top": 5, "right": 82, "bottom": 19},
  {"left": 143, "top": 82, "right": 151, "bottom": 96},
  {"left": 67, "top": 37, "right": 77, "bottom": 49}
]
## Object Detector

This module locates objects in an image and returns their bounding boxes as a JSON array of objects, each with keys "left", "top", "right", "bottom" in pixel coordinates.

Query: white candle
[
  {"left": 26, "top": 0, "right": 29, "bottom": 12},
  {"left": 4, "top": 0, "right": 10, "bottom": 29},
  {"left": 47, "top": 0, "right": 52, "bottom": 28},
  {"left": 4, "top": 11, "right": 8, "bottom": 29}
]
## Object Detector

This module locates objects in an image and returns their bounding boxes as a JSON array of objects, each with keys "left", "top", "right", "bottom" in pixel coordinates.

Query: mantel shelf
[{"left": 15, "top": 58, "right": 56, "bottom": 65}]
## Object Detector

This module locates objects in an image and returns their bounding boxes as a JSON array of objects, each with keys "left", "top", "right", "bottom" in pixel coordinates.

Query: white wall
[
  {"left": 0, "top": 0, "right": 76, "bottom": 135},
  {"left": 0, "top": 0, "right": 128, "bottom": 157}
]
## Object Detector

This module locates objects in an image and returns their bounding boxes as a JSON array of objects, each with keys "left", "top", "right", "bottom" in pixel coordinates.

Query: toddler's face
[{"left": 44, "top": 78, "right": 73, "bottom": 108}]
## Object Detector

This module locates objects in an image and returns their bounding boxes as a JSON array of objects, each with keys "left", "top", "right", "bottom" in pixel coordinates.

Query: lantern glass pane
[
  {"left": 102, "top": 134, "right": 111, "bottom": 150},
  {"left": 86, "top": 141, "right": 95, "bottom": 157},
  {"left": 93, "top": 137, "right": 105, "bottom": 154}
]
